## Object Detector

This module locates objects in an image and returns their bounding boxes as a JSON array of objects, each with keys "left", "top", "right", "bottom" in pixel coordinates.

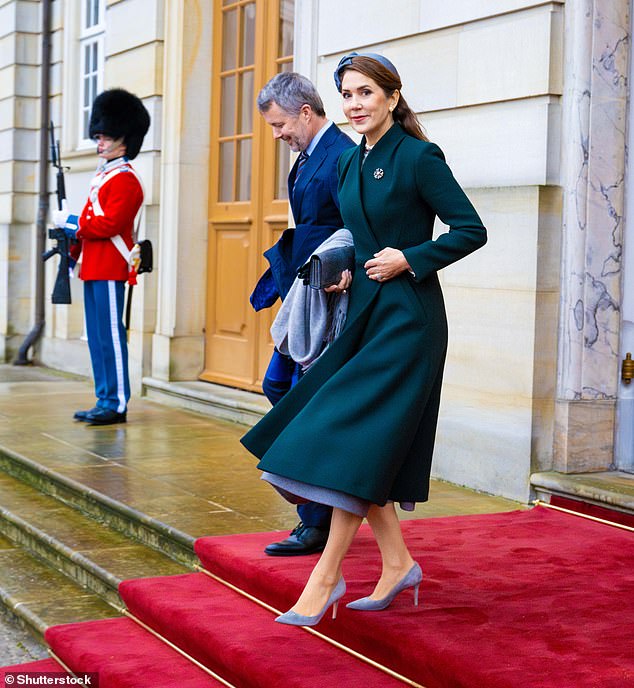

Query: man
[
  {"left": 53, "top": 89, "right": 150, "bottom": 426},
  {"left": 251, "top": 72, "right": 355, "bottom": 556}
]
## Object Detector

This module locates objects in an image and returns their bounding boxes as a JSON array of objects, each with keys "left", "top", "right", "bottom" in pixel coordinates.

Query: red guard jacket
[{"left": 69, "top": 158, "right": 143, "bottom": 281}]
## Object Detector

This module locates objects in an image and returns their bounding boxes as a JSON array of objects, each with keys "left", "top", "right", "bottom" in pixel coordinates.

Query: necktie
[{"left": 293, "top": 151, "right": 309, "bottom": 197}]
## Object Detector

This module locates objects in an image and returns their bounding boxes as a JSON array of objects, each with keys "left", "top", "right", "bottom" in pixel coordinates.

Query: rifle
[{"left": 42, "top": 121, "right": 72, "bottom": 304}]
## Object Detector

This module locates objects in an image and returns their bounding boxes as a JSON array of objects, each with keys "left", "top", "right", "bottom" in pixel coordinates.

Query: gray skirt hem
[
  {"left": 262, "top": 472, "right": 370, "bottom": 517},
  {"left": 261, "top": 472, "right": 416, "bottom": 517}
]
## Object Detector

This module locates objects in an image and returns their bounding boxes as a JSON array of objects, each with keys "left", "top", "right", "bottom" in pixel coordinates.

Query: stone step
[
  {"left": 531, "top": 470, "right": 634, "bottom": 513},
  {"left": 0, "top": 607, "right": 48, "bottom": 666},
  {"left": 0, "top": 533, "right": 118, "bottom": 642},
  {"left": 0, "top": 471, "right": 190, "bottom": 610},
  {"left": 142, "top": 376, "right": 269, "bottom": 426},
  {"left": 0, "top": 444, "right": 197, "bottom": 567}
]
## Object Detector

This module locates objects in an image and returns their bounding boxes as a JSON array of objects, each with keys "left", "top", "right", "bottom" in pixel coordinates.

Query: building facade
[{"left": 1, "top": 0, "right": 632, "bottom": 503}]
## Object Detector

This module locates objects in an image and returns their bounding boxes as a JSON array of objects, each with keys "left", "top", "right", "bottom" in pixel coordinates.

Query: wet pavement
[{"left": 0, "top": 365, "right": 521, "bottom": 538}]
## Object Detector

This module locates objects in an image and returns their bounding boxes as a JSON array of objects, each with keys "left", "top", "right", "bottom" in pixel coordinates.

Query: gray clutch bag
[{"left": 298, "top": 245, "right": 355, "bottom": 290}]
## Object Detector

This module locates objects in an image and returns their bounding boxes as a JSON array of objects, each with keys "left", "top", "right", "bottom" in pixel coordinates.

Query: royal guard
[{"left": 52, "top": 88, "right": 150, "bottom": 425}]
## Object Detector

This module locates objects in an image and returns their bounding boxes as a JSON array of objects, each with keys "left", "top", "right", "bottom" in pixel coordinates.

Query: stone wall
[{"left": 0, "top": 0, "right": 41, "bottom": 361}]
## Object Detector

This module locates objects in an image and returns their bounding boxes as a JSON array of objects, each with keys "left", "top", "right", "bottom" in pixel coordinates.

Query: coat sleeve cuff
[{"left": 402, "top": 246, "right": 428, "bottom": 283}]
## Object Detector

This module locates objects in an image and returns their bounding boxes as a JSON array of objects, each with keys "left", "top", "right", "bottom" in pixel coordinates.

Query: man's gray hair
[{"left": 257, "top": 72, "right": 326, "bottom": 117}]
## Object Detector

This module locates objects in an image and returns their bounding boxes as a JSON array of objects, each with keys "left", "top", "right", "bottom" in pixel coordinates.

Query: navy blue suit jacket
[{"left": 251, "top": 123, "right": 355, "bottom": 310}]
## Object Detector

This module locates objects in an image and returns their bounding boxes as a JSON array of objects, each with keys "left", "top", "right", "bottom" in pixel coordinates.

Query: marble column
[{"left": 555, "top": 0, "right": 630, "bottom": 471}]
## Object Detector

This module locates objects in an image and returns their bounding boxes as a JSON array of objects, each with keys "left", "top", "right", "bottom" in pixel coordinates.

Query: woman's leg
[
  {"left": 289, "top": 507, "right": 362, "bottom": 616},
  {"left": 365, "top": 503, "right": 416, "bottom": 599}
]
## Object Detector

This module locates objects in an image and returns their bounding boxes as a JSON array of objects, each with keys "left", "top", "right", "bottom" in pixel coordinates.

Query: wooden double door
[{"left": 201, "top": 0, "right": 294, "bottom": 391}]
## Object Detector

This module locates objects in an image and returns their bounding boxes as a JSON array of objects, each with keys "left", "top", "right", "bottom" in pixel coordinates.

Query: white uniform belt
[{"left": 111, "top": 234, "right": 132, "bottom": 264}]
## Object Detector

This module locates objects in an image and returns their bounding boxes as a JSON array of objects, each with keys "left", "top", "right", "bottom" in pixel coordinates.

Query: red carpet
[
  {"left": 549, "top": 494, "right": 634, "bottom": 528},
  {"left": 120, "top": 573, "right": 406, "bottom": 687},
  {"left": 45, "top": 617, "right": 226, "bottom": 687},
  {"left": 4, "top": 506, "right": 633, "bottom": 687},
  {"left": 195, "top": 506, "right": 634, "bottom": 688}
]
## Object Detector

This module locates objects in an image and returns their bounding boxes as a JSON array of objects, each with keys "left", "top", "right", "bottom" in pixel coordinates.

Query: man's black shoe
[
  {"left": 85, "top": 408, "right": 127, "bottom": 426},
  {"left": 264, "top": 522, "right": 328, "bottom": 556},
  {"left": 74, "top": 407, "right": 100, "bottom": 422}
]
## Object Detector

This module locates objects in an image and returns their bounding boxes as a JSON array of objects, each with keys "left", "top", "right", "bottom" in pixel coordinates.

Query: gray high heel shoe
[
  {"left": 346, "top": 562, "right": 422, "bottom": 611},
  {"left": 275, "top": 578, "right": 346, "bottom": 626}
]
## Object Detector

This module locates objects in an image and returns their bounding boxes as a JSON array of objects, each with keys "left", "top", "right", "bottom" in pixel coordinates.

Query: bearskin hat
[{"left": 88, "top": 88, "right": 150, "bottom": 160}]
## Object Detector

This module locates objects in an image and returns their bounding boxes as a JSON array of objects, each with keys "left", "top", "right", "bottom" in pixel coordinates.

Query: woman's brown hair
[{"left": 339, "top": 56, "right": 428, "bottom": 142}]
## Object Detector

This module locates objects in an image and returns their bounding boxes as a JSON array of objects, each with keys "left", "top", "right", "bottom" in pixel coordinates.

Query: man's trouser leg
[{"left": 262, "top": 349, "right": 296, "bottom": 405}]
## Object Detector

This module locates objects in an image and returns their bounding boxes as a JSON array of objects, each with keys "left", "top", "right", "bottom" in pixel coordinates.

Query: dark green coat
[{"left": 242, "top": 124, "right": 487, "bottom": 505}]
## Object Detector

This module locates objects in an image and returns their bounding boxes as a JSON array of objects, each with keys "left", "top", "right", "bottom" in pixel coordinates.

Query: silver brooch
[{"left": 373, "top": 168, "right": 384, "bottom": 180}]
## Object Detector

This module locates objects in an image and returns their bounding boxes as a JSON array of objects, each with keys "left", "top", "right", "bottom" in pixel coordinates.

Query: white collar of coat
[{"left": 97, "top": 155, "right": 130, "bottom": 175}]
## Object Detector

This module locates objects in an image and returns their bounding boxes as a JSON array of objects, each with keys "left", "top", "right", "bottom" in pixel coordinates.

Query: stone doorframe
[{"left": 554, "top": 0, "right": 630, "bottom": 472}]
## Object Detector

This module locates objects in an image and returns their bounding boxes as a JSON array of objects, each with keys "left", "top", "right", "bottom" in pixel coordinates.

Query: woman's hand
[
  {"left": 324, "top": 269, "right": 353, "bottom": 293},
  {"left": 364, "top": 248, "right": 411, "bottom": 282}
]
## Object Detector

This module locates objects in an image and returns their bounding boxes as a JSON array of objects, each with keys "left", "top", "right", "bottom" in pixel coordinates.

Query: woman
[{"left": 241, "top": 53, "right": 487, "bottom": 626}]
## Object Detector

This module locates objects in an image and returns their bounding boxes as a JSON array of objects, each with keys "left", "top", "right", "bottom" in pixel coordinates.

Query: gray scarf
[{"left": 271, "top": 229, "right": 354, "bottom": 368}]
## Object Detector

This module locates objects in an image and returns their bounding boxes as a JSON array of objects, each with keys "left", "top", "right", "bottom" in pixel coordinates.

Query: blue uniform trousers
[
  {"left": 263, "top": 350, "right": 332, "bottom": 529},
  {"left": 84, "top": 280, "right": 130, "bottom": 414}
]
